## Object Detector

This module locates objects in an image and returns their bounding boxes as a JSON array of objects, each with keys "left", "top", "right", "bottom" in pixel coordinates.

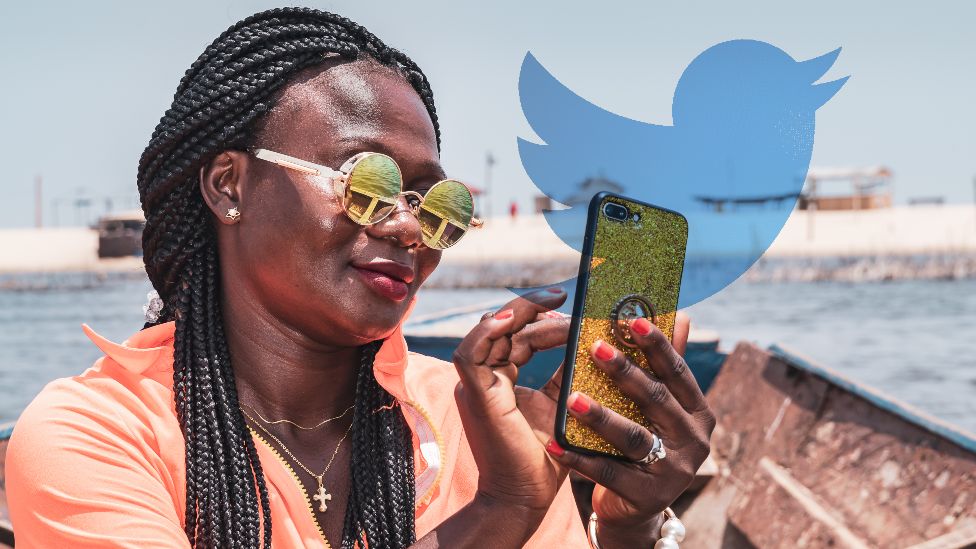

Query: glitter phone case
[{"left": 555, "top": 192, "right": 688, "bottom": 458}]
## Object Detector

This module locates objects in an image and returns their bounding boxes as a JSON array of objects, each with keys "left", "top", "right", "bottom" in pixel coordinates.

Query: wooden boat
[
  {"left": 407, "top": 305, "right": 976, "bottom": 548},
  {"left": 676, "top": 343, "right": 976, "bottom": 549},
  {"left": 96, "top": 210, "right": 145, "bottom": 259},
  {"left": 402, "top": 301, "right": 728, "bottom": 391},
  {"left": 0, "top": 305, "right": 972, "bottom": 548},
  {"left": 0, "top": 422, "right": 13, "bottom": 549}
]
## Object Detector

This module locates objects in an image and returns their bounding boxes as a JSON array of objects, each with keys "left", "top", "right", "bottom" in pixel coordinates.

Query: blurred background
[
  {"left": 2, "top": 0, "right": 974, "bottom": 428},
  {"left": 1, "top": 1, "right": 974, "bottom": 546}
]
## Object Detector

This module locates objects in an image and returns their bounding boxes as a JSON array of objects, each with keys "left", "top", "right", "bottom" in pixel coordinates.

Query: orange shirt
[{"left": 6, "top": 320, "right": 588, "bottom": 548}]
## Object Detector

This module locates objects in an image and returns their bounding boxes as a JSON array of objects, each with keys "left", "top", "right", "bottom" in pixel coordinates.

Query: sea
[{"left": 1, "top": 274, "right": 974, "bottom": 434}]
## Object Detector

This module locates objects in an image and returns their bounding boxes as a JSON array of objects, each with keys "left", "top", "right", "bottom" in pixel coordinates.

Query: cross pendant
[{"left": 312, "top": 477, "right": 332, "bottom": 512}]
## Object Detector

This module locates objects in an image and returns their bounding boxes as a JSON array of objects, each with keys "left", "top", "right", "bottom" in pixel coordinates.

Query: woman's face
[{"left": 223, "top": 60, "right": 445, "bottom": 346}]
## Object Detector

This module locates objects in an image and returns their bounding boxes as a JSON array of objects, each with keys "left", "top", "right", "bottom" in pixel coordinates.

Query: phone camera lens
[{"left": 603, "top": 203, "right": 630, "bottom": 222}]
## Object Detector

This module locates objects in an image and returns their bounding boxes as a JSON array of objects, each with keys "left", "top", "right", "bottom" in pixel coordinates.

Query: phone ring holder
[{"left": 611, "top": 294, "right": 657, "bottom": 348}]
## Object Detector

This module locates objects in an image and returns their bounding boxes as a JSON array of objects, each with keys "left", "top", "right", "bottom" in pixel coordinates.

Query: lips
[{"left": 351, "top": 259, "right": 415, "bottom": 301}]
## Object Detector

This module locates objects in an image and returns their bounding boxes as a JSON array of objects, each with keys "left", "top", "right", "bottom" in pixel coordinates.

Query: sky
[{"left": 1, "top": 0, "right": 974, "bottom": 228}]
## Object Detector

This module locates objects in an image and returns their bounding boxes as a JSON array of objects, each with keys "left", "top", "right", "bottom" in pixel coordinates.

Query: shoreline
[{"left": 3, "top": 205, "right": 976, "bottom": 287}]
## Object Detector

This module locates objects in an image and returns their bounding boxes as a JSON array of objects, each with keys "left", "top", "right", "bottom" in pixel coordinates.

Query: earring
[{"left": 225, "top": 207, "right": 241, "bottom": 222}]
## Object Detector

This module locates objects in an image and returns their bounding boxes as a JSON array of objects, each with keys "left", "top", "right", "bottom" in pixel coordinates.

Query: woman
[{"left": 6, "top": 7, "right": 714, "bottom": 548}]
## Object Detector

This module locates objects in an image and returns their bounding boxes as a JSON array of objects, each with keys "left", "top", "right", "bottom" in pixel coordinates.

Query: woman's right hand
[{"left": 451, "top": 289, "right": 569, "bottom": 535}]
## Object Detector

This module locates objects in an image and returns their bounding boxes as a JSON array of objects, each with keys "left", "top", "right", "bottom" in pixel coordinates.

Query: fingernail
[
  {"left": 569, "top": 392, "right": 590, "bottom": 415},
  {"left": 594, "top": 340, "right": 615, "bottom": 361},
  {"left": 545, "top": 310, "right": 562, "bottom": 318},
  {"left": 546, "top": 287, "right": 564, "bottom": 294},
  {"left": 545, "top": 439, "right": 565, "bottom": 457},
  {"left": 632, "top": 317, "right": 653, "bottom": 336},
  {"left": 495, "top": 309, "right": 514, "bottom": 320}
]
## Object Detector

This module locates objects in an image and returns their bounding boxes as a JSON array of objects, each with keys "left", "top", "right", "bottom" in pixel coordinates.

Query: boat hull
[{"left": 678, "top": 343, "right": 976, "bottom": 548}]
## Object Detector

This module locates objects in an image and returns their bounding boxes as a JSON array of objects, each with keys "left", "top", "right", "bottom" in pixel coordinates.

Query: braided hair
[{"left": 137, "top": 8, "right": 436, "bottom": 548}]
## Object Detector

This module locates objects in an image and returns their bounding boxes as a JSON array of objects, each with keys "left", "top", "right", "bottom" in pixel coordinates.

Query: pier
[{"left": 2, "top": 205, "right": 975, "bottom": 285}]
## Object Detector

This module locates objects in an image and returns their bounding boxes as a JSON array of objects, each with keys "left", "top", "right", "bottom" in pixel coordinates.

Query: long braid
[
  {"left": 138, "top": 7, "right": 434, "bottom": 547},
  {"left": 342, "top": 342, "right": 417, "bottom": 548}
]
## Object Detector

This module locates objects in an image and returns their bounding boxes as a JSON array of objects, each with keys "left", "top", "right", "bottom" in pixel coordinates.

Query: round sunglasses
[{"left": 252, "top": 149, "right": 483, "bottom": 249}]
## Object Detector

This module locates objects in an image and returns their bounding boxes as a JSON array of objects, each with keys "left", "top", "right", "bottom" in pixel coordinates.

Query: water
[
  {"left": 1, "top": 276, "right": 974, "bottom": 434},
  {"left": 687, "top": 279, "right": 976, "bottom": 434}
]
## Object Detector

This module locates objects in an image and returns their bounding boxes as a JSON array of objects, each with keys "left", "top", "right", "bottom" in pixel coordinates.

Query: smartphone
[{"left": 554, "top": 192, "right": 688, "bottom": 458}]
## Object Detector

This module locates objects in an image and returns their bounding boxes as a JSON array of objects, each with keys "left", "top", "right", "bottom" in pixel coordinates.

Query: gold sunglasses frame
[{"left": 252, "top": 148, "right": 483, "bottom": 248}]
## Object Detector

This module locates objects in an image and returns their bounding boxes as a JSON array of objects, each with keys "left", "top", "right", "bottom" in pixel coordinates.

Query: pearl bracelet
[{"left": 587, "top": 508, "right": 686, "bottom": 549}]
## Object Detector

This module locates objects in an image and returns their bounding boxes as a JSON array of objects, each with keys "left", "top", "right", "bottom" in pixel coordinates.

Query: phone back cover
[{"left": 565, "top": 194, "right": 688, "bottom": 455}]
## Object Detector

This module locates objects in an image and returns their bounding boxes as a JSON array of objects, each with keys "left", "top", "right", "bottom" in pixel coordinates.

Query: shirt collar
[{"left": 82, "top": 321, "right": 176, "bottom": 375}]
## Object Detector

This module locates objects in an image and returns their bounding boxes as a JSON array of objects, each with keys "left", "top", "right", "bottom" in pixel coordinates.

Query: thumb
[{"left": 672, "top": 311, "right": 690, "bottom": 356}]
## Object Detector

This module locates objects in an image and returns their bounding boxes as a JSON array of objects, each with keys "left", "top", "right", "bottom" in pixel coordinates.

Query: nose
[{"left": 364, "top": 194, "right": 424, "bottom": 248}]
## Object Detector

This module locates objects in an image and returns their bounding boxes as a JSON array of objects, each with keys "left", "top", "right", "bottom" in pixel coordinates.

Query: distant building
[
  {"left": 799, "top": 166, "right": 894, "bottom": 211},
  {"left": 533, "top": 175, "right": 625, "bottom": 213},
  {"left": 694, "top": 192, "right": 798, "bottom": 213},
  {"left": 97, "top": 210, "right": 145, "bottom": 258},
  {"left": 561, "top": 176, "right": 624, "bottom": 207},
  {"left": 690, "top": 166, "right": 895, "bottom": 213},
  {"left": 534, "top": 195, "right": 552, "bottom": 214},
  {"left": 908, "top": 196, "right": 944, "bottom": 207}
]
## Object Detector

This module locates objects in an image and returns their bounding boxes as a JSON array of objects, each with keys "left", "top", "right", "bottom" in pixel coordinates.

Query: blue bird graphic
[{"left": 516, "top": 40, "right": 848, "bottom": 310}]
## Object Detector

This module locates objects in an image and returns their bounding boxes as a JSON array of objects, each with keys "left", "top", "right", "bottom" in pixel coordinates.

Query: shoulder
[
  {"left": 6, "top": 364, "right": 188, "bottom": 545},
  {"left": 6, "top": 358, "right": 185, "bottom": 494},
  {"left": 8, "top": 375, "right": 116, "bottom": 493},
  {"left": 8, "top": 320, "right": 182, "bottom": 484},
  {"left": 7, "top": 363, "right": 183, "bottom": 490},
  {"left": 7, "top": 321, "right": 183, "bottom": 470},
  {"left": 10, "top": 352, "right": 179, "bottom": 452}
]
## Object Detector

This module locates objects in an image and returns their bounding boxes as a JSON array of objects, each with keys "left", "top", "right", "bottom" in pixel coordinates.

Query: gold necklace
[
  {"left": 242, "top": 408, "right": 352, "bottom": 512},
  {"left": 241, "top": 402, "right": 354, "bottom": 430}
]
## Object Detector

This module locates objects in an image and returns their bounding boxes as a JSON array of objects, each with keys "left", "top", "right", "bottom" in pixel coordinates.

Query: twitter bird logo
[{"left": 517, "top": 40, "right": 848, "bottom": 310}]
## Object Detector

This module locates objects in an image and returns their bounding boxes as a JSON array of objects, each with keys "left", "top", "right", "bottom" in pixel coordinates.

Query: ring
[
  {"left": 636, "top": 433, "right": 667, "bottom": 465},
  {"left": 481, "top": 311, "right": 496, "bottom": 321}
]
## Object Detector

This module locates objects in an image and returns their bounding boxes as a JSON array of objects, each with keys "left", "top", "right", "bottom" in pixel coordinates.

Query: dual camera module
[{"left": 602, "top": 202, "right": 640, "bottom": 223}]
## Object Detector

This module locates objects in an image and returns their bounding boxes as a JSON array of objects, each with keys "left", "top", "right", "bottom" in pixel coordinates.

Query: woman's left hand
[{"left": 518, "top": 312, "right": 715, "bottom": 547}]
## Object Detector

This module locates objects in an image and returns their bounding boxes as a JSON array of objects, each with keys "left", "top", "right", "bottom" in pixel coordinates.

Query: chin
[{"left": 341, "top": 290, "right": 413, "bottom": 340}]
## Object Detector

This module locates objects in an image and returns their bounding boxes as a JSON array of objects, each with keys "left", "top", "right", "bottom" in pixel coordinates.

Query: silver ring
[
  {"left": 636, "top": 433, "right": 667, "bottom": 465},
  {"left": 481, "top": 311, "right": 496, "bottom": 321}
]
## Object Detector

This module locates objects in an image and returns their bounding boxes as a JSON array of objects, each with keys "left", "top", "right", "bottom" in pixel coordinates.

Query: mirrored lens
[
  {"left": 344, "top": 154, "right": 402, "bottom": 225},
  {"left": 418, "top": 180, "right": 474, "bottom": 249}
]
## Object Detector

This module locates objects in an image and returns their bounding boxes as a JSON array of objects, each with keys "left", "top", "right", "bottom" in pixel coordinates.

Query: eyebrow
[{"left": 334, "top": 136, "right": 447, "bottom": 182}]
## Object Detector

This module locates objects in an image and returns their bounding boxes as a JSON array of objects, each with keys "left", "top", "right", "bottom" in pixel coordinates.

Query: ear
[{"left": 199, "top": 150, "right": 252, "bottom": 225}]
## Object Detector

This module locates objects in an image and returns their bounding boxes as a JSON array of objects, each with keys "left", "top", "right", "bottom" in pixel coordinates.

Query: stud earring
[{"left": 225, "top": 207, "right": 241, "bottom": 222}]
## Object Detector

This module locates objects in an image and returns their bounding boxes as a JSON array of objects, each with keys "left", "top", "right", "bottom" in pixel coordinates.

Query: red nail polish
[
  {"left": 594, "top": 341, "right": 615, "bottom": 361},
  {"left": 632, "top": 317, "right": 653, "bottom": 336},
  {"left": 545, "top": 439, "right": 565, "bottom": 457},
  {"left": 569, "top": 394, "right": 590, "bottom": 414},
  {"left": 546, "top": 287, "right": 564, "bottom": 294},
  {"left": 495, "top": 309, "right": 514, "bottom": 320}
]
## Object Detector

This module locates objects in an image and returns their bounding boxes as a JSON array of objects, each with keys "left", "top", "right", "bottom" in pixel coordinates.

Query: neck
[{"left": 221, "top": 287, "right": 363, "bottom": 426}]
